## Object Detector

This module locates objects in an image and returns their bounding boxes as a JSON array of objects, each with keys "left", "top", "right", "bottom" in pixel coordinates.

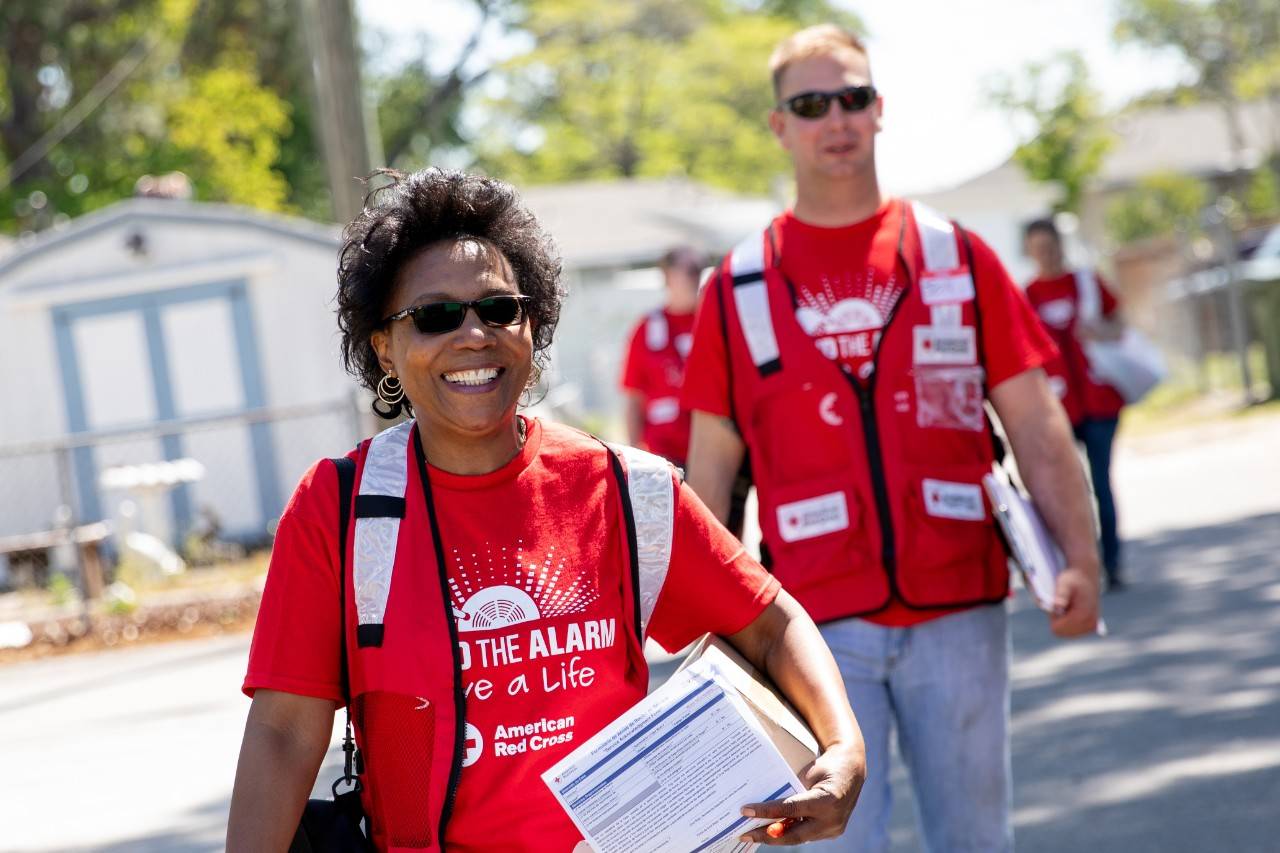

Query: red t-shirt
[
  {"left": 1025, "top": 271, "right": 1126, "bottom": 423},
  {"left": 244, "top": 417, "right": 779, "bottom": 851},
  {"left": 682, "top": 199, "right": 1057, "bottom": 628},
  {"left": 620, "top": 309, "right": 695, "bottom": 464}
]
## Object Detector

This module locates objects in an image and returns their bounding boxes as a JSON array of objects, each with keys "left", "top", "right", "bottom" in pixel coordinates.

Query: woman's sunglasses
[
  {"left": 780, "top": 85, "right": 877, "bottom": 120},
  {"left": 384, "top": 294, "right": 532, "bottom": 335}
]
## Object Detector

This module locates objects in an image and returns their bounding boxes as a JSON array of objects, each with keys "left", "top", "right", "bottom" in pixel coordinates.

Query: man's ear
[
  {"left": 768, "top": 109, "right": 789, "bottom": 148},
  {"left": 873, "top": 94, "right": 884, "bottom": 133}
]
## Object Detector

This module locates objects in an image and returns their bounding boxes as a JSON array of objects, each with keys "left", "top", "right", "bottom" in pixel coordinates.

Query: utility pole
[
  {"left": 299, "top": 0, "right": 385, "bottom": 223},
  {"left": 1204, "top": 197, "right": 1258, "bottom": 406}
]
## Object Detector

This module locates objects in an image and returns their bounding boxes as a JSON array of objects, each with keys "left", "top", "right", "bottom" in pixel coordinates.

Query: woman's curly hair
[{"left": 336, "top": 168, "right": 564, "bottom": 412}]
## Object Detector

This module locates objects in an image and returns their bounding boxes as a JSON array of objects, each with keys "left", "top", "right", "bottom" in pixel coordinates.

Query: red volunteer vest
[
  {"left": 638, "top": 310, "right": 694, "bottom": 463},
  {"left": 719, "top": 201, "right": 1009, "bottom": 624},
  {"left": 341, "top": 420, "right": 675, "bottom": 850}
]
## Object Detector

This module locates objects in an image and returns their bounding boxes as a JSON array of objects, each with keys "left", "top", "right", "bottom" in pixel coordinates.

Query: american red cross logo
[
  {"left": 923, "top": 339, "right": 933, "bottom": 349},
  {"left": 788, "top": 516, "right": 799, "bottom": 527}
]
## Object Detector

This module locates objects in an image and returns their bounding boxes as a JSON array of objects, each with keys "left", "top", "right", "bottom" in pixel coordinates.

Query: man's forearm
[
  {"left": 685, "top": 411, "right": 746, "bottom": 524},
  {"left": 1002, "top": 391, "right": 1100, "bottom": 574}
]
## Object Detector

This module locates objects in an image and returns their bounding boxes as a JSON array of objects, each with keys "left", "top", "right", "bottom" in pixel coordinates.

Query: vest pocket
[
  {"left": 899, "top": 464, "right": 1002, "bottom": 603},
  {"left": 750, "top": 383, "right": 856, "bottom": 486},
  {"left": 353, "top": 690, "right": 437, "bottom": 848},
  {"left": 759, "top": 477, "right": 867, "bottom": 590}
]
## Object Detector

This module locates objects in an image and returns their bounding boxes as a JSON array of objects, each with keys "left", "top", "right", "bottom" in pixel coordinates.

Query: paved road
[{"left": 3, "top": 415, "right": 1278, "bottom": 852}]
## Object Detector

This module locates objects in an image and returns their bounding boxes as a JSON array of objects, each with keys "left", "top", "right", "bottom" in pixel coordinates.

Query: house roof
[
  {"left": 1100, "top": 99, "right": 1276, "bottom": 189},
  {"left": 517, "top": 179, "right": 778, "bottom": 271},
  {"left": 0, "top": 197, "right": 340, "bottom": 281}
]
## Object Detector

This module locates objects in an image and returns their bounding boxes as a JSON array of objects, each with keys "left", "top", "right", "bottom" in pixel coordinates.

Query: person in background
[
  {"left": 620, "top": 245, "right": 702, "bottom": 467},
  {"left": 620, "top": 247, "right": 756, "bottom": 541},
  {"left": 681, "top": 24, "right": 1102, "bottom": 852},
  {"left": 1023, "top": 217, "right": 1128, "bottom": 592}
]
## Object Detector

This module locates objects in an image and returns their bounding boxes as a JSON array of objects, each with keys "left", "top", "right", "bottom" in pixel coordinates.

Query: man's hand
[
  {"left": 737, "top": 742, "right": 865, "bottom": 846},
  {"left": 1050, "top": 565, "right": 1100, "bottom": 637}
]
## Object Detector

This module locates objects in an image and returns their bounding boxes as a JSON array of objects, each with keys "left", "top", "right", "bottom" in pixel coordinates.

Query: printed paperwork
[{"left": 543, "top": 636, "right": 818, "bottom": 853}]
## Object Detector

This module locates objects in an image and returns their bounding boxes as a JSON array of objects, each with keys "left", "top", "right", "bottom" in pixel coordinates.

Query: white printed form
[{"left": 542, "top": 659, "right": 805, "bottom": 853}]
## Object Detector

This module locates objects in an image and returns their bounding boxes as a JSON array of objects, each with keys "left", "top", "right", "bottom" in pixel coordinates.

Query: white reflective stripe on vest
[
  {"left": 728, "top": 233, "right": 779, "bottom": 369},
  {"left": 613, "top": 444, "right": 675, "bottom": 636},
  {"left": 911, "top": 201, "right": 961, "bottom": 272},
  {"left": 353, "top": 419, "right": 413, "bottom": 629},
  {"left": 1074, "top": 267, "right": 1101, "bottom": 323},
  {"left": 645, "top": 310, "right": 669, "bottom": 351}
]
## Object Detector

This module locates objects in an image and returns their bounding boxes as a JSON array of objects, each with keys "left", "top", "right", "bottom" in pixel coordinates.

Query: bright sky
[{"left": 357, "top": 0, "right": 1192, "bottom": 195}]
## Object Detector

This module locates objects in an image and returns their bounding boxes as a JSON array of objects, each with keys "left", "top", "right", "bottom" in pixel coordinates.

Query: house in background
[
  {"left": 520, "top": 179, "right": 778, "bottom": 423},
  {"left": 912, "top": 99, "right": 1279, "bottom": 369},
  {"left": 0, "top": 198, "right": 360, "bottom": 548}
]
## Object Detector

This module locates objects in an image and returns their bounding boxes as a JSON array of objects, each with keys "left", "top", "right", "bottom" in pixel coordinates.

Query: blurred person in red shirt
[
  {"left": 680, "top": 23, "right": 1102, "bottom": 852},
  {"left": 1023, "top": 217, "right": 1127, "bottom": 591},
  {"left": 619, "top": 246, "right": 702, "bottom": 467}
]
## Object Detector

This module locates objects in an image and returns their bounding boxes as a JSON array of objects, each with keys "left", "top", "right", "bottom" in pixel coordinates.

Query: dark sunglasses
[
  {"left": 383, "top": 294, "right": 532, "bottom": 335},
  {"left": 780, "top": 85, "right": 877, "bottom": 120}
]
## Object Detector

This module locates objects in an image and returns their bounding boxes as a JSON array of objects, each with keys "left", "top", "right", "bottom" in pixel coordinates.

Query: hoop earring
[
  {"left": 377, "top": 373, "right": 404, "bottom": 406},
  {"left": 372, "top": 373, "right": 406, "bottom": 419}
]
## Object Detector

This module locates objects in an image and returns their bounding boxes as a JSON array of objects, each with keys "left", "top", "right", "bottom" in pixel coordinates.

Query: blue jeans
[
  {"left": 809, "top": 604, "right": 1012, "bottom": 853},
  {"left": 1074, "top": 417, "right": 1121, "bottom": 581}
]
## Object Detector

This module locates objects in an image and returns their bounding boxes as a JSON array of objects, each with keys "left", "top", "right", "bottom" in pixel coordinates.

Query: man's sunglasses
[
  {"left": 384, "top": 294, "right": 533, "bottom": 335},
  {"left": 779, "top": 85, "right": 877, "bottom": 120}
]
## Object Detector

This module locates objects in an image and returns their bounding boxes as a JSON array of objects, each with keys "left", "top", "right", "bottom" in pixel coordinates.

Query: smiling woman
[{"left": 227, "top": 168, "right": 865, "bottom": 853}]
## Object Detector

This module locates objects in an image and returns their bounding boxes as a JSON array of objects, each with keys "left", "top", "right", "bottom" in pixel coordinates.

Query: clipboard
[{"left": 982, "top": 463, "right": 1064, "bottom": 612}]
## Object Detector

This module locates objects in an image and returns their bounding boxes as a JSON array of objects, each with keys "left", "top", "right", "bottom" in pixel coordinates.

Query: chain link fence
[{"left": 0, "top": 397, "right": 365, "bottom": 590}]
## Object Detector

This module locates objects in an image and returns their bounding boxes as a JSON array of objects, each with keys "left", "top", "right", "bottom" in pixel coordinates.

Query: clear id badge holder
[{"left": 914, "top": 365, "right": 986, "bottom": 431}]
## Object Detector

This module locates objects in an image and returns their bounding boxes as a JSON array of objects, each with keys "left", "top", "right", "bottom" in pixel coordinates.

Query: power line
[{"left": 0, "top": 34, "right": 159, "bottom": 194}]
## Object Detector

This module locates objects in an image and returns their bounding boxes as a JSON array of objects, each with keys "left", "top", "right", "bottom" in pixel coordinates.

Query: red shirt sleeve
[
  {"left": 243, "top": 459, "right": 345, "bottom": 704},
  {"left": 646, "top": 476, "right": 780, "bottom": 653},
  {"left": 968, "top": 231, "right": 1060, "bottom": 389},
  {"left": 680, "top": 266, "right": 733, "bottom": 419},
  {"left": 619, "top": 320, "right": 648, "bottom": 393}
]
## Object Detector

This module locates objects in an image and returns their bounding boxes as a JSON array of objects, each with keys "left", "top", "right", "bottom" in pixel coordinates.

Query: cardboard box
[{"left": 676, "top": 633, "right": 820, "bottom": 775}]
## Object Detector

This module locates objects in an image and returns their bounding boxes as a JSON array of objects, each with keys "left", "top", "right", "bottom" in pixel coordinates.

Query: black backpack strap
[
  {"left": 329, "top": 456, "right": 361, "bottom": 782},
  {"left": 955, "top": 226, "right": 1008, "bottom": 465}
]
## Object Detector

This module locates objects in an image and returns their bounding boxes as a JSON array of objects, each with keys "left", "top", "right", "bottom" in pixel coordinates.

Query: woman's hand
[{"left": 737, "top": 740, "right": 866, "bottom": 845}]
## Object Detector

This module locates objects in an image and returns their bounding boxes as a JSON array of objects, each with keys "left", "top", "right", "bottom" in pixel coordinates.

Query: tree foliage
[
  {"left": 1105, "top": 171, "right": 1209, "bottom": 244},
  {"left": 473, "top": 0, "right": 862, "bottom": 194},
  {"left": 0, "top": 0, "right": 326, "bottom": 234},
  {"left": 988, "top": 51, "right": 1113, "bottom": 214}
]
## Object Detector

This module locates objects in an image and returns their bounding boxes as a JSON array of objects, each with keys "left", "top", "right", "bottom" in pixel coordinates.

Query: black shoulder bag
[{"left": 290, "top": 456, "right": 376, "bottom": 853}]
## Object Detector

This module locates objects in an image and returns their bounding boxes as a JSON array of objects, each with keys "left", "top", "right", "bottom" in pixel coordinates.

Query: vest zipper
[{"left": 846, "top": 375, "right": 898, "bottom": 592}]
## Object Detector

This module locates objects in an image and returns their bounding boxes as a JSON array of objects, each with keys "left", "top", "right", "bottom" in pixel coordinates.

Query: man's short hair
[
  {"left": 1023, "top": 217, "right": 1061, "bottom": 243},
  {"left": 769, "top": 24, "right": 870, "bottom": 98}
]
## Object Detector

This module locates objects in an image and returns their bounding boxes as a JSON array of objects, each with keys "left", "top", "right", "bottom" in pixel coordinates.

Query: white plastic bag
[{"left": 1075, "top": 268, "right": 1167, "bottom": 404}]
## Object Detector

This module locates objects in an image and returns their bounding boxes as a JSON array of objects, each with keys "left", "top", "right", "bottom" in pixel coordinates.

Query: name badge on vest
[
  {"left": 913, "top": 326, "right": 977, "bottom": 365},
  {"left": 922, "top": 479, "right": 986, "bottom": 521},
  {"left": 920, "top": 271, "right": 975, "bottom": 305},
  {"left": 777, "top": 491, "right": 850, "bottom": 543}
]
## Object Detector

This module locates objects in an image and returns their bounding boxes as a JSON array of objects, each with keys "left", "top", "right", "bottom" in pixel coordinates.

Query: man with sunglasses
[{"left": 681, "top": 24, "right": 1103, "bottom": 852}]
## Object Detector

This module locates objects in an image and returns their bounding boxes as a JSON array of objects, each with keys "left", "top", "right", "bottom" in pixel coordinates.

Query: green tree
[
  {"left": 473, "top": 0, "right": 861, "bottom": 194},
  {"left": 988, "top": 51, "right": 1113, "bottom": 214},
  {"left": 1116, "top": 0, "right": 1280, "bottom": 189},
  {"left": 1105, "top": 171, "right": 1209, "bottom": 243},
  {"left": 0, "top": 0, "right": 325, "bottom": 234}
]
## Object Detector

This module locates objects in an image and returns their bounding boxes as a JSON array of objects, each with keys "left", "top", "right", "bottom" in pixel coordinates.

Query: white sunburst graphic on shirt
[
  {"left": 795, "top": 270, "right": 900, "bottom": 336},
  {"left": 447, "top": 540, "right": 600, "bottom": 633}
]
